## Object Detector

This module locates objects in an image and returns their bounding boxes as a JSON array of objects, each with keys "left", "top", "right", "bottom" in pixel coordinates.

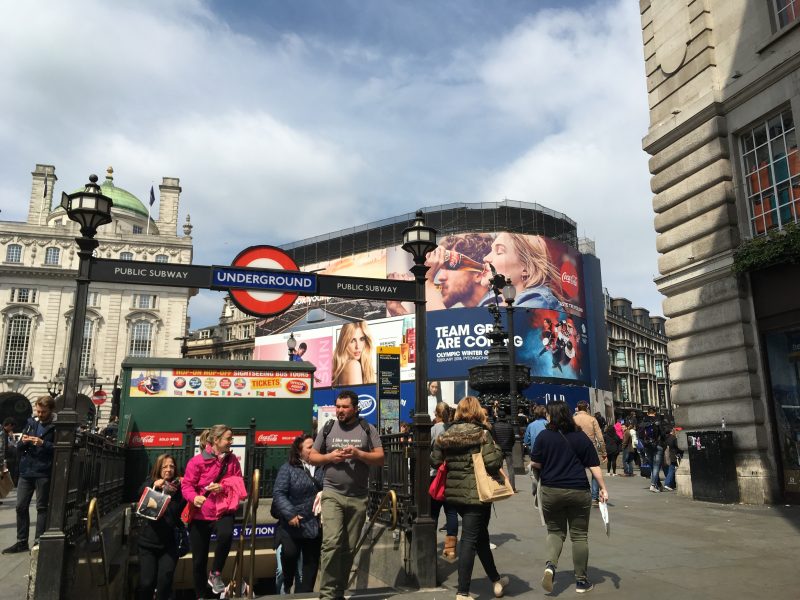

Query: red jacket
[{"left": 181, "top": 447, "right": 244, "bottom": 521}]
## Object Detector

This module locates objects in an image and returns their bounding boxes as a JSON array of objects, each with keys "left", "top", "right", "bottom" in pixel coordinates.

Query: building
[
  {"left": 639, "top": 1, "right": 800, "bottom": 502},
  {"left": 604, "top": 291, "right": 671, "bottom": 420},
  {"left": 185, "top": 295, "right": 256, "bottom": 360},
  {"left": 0, "top": 164, "right": 195, "bottom": 427}
]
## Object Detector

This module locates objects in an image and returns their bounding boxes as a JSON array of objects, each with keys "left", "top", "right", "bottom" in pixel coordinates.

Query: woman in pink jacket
[{"left": 182, "top": 424, "right": 245, "bottom": 598}]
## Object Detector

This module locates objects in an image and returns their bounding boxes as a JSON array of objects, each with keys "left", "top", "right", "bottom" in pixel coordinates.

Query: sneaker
[
  {"left": 542, "top": 562, "right": 556, "bottom": 592},
  {"left": 493, "top": 575, "right": 509, "bottom": 598},
  {"left": 575, "top": 578, "right": 594, "bottom": 593},
  {"left": 663, "top": 485, "right": 674, "bottom": 491},
  {"left": 2, "top": 541, "right": 30, "bottom": 554},
  {"left": 649, "top": 485, "right": 661, "bottom": 493},
  {"left": 591, "top": 500, "right": 599, "bottom": 507},
  {"left": 489, "top": 542, "right": 497, "bottom": 549},
  {"left": 207, "top": 570, "right": 225, "bottom": 594}
]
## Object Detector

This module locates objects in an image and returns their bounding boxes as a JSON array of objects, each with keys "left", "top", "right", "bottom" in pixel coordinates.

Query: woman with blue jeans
[{"left": 663, "top": 428, "right": 680, "bottom": 491}]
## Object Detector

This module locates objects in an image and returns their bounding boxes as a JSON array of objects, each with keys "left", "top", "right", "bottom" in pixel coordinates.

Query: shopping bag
[
  {"left": 429, "top": 462, "right": 447, "bottom": 502},
  {"left": 136, "top": 487, "right": 171, "bottom": 521},
  {"left": 0, "top": 471, "right": 14, "bottom": 498},
  {"left": 472, "top": 452, "right": 514, "bottom": 503}
]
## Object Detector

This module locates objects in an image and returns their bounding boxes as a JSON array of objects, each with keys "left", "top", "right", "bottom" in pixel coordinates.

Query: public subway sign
[{"left": 90, "top": 258, "right": 212, "bottom": 288}]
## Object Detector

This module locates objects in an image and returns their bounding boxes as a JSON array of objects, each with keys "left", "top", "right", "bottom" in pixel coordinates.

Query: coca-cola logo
[
  {"left": 286, "top": 379, "right": 309, "bottom": 394},
  {"left": 128, "top": 432, "right": 183, "bottom": 447},
  {"left": 255, "top": 430, "right": 303, "bottom": 446},
  {"left": 560, "top": 260, "right": 579, "bottom": 298},
  {"left": 258, "top": 433, "right": 278, "bottom": 443}
]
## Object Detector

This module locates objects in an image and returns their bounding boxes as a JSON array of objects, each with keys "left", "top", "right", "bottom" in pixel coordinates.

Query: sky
[{"left": 0, "top": 0, "right": 660, "bottom": 328}]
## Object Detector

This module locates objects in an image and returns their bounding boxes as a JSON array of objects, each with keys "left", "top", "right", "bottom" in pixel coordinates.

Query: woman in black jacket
[
  {"left": 272, "top": 434, "right": 324, "bottom": 593},
  {"left": 603, "top": 424, "right": 621, "bottom": 476},
  {"left": 137, "top": 453, "right": 185, "bottom": 600}
]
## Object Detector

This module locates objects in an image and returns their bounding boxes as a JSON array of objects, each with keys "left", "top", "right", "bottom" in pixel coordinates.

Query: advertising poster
[
  {"left": 129, "top": 368, "right": 313, "bottom": 399},
  {"left": 253, "top": 331, "right": 334, "bottom": 387},
  {"left": 312, "top": 382, "right": 416, "bottom": 431}
]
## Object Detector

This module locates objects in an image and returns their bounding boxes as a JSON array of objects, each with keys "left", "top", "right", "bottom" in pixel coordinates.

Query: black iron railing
[
  {"left": 64, "top": 432, "right": 126, "bottom": 543},
  {"left": 368, "top": 433, "right": 415, "bottom": 532}
]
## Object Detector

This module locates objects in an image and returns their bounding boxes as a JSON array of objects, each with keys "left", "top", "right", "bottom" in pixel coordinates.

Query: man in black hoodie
[
  {"left": 3, "top": 396, "right": 57, "bottom": 554},
  {"left": 492, "top": 410, "right": 517, "bottom": 492}
]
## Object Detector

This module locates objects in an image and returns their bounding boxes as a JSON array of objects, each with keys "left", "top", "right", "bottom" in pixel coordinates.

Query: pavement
[{"left": 2, "top": 473, "right": 799, "bottom": 599}]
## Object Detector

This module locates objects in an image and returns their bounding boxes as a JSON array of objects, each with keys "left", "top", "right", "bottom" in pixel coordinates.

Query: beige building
[
  {"left": 0, "top": 164, "right": 195, "bottom": 427},
  {"left": 640, "top": 1, "right": 800, "bottom": 502},
  {"left": 185, "top": 295, "right": 256, "bottom": 360},
  {"left": 605, "top": 292, "right": 671, "bottom": 419}
]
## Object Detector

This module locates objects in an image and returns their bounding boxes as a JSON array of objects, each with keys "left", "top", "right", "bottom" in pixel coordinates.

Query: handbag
[
  {"left": 0, "top": 470, "right": 14, "bottom": 499},
  {"left": 175, "top": 522, "right": 190, "bottom": 557},
  {"left": 136, "top": 487, "right": 171, "bottom": 520},
  {"left": 429, "top": 462, "right": 447, "bottom": 502},
  {"left": 472, "top": 451, "right": 514, "bottom": 503},
  {"left": 181, "top": 453, "right": 230, "bottom": 526}
]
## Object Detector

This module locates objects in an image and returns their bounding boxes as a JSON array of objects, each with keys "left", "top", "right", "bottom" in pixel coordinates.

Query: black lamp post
[
  {"left": 401, "top": 209, "right": 438, "bottom": 588},
  {"left": 287, "top": 332, "right": 297, "bottom": 361},
  {"left": 501, "top": 278, "right": 518, "bottom": 425},
  {"left": 37, "top": 174, "right": 112, "bottom": 599}
]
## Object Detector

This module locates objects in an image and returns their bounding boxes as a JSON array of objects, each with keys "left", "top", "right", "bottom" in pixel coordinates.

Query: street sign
[
  {"left": 91, "top": 389, "right": 107, "bottom": 406},
  {"left": 317, "top": 274, "right": 416, "bottom": 301},
  {"left": 224, "top": 245, "right": 306, "bottom": 317},
  {"left": 90, "top": 259, "right": 212, "bottom": 288}
]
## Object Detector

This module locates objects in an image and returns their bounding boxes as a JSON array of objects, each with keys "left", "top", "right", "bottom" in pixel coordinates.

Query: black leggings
[
  {"left": 607, "top": 452, "right": 619, "bottom": 474},
  {"left": 456, "top": 504, "right": 500, "bottom": 595},
  {"left": 188, "top": 514, "right": 235, "bottom": 597},
  {"left": 277, "top": 530, "right": 322, "bottom": 593},
  {"left": 138, "top": 544, "right": 178, "bottom": 600}
]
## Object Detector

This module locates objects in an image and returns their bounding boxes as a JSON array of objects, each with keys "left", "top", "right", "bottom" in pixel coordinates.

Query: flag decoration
[{"left": 149, "top": 185, "right": 156, "bottom": 206}]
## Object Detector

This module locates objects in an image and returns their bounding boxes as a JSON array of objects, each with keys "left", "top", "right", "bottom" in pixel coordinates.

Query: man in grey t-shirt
[{"left": 308, "top": 390, "right": 384, "bottom": 600}]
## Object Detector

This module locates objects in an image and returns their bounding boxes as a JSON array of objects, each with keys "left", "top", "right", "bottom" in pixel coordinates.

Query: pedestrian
[
  {"left": 307, "top": 390, "right": 384, "bottom": 600},
  {"left": 663, "top": 426, "right": 682, "bottom": 491},
  {"left": 523, "top": 404, "right": 548, "bottom": 457},
  {"left": 531, "top": 400, "right": 609, "bottom": 594},
  {"left": 431, "top": 402, "right": 459, "bottom": 562},
  {"left": 181, "top": 424, "right": 245, "bottom": 597},
  {"left": 573, "top": 401, "right": 606, "bottom": 506},
  {"left": 593, "top": 412, "right": 607, "bottom": 431},
  {"left": 430, "top": 396, "right": 509, "bottom": 600},
  {"left": 272, "top": 434, "right": 323, "bottom": 593},
  {"left": 3, "top": 396, "right": 56, "bottom": 554},
  {"left": 491, "top": 410, "right": 517, "bottom": 492},
  {"left": 137, "top": 454, "right": 185, "bottom": 600},
  {"left": 637, "top": 408, "right": 667, "bottom": 492},
  {"left": 614, "top": 418, "right": 624, "bottom": 440},
  {"left": 603, "top": 424, "right": 621, "bottom": 476},
  {"left": 2, "top": 417, "right": 18, "bottom": 486},
  {"left": 621, "top": 423, "right": 635, "bottom": 476}
]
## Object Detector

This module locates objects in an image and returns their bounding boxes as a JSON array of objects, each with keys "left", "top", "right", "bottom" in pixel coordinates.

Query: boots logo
[{"left": 358, "top": 394, "right": 376, "bottom": 417}]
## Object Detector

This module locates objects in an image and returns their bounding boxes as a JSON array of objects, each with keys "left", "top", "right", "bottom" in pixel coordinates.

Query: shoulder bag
[
  {"left": 429, "top": 462, "right": 447, "bottom": 502},
  {"left": 472, "top": 435, "right": 513, "bottom": 503},
  {"left": 181, "top": 453, "right": 230, "bottom": 526}
]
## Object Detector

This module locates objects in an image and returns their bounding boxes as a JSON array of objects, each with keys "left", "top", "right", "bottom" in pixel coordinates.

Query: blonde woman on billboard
[
  {"left": 332, "top": 321, "right": 375, "bottom": 386},
  {"left": 482, "top": 232, "right": 565, "bottom": 310}
]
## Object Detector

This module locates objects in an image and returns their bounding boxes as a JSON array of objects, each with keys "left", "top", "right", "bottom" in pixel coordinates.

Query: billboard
[
  {"left": 256, "top": 231, "right": 596, "bottom": 388},
  {"left": 129, "top": 367, "right": 313, "bottom": 398}
]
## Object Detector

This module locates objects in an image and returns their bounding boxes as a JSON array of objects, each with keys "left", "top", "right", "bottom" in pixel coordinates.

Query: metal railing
[
  {"left": 368, "top": 433, "right": 415, "bottom": 532},
  {"left": 64, "top": 432, "right": 126, "bottom": 543}
]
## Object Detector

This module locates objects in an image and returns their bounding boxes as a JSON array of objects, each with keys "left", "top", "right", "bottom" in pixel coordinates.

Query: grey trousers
[
  {"left": 318, "top": 489, "right": 368, "bottom": 600},
  {"left": 539, "top": 485, "right": 591, "bottom": 580}
]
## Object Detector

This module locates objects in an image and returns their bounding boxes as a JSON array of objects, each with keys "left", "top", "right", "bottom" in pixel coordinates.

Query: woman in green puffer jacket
[{"left": 431, "top": 396, "right": 509, "bottom": 600}]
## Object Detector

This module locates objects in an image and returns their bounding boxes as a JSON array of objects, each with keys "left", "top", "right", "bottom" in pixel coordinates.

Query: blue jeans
[
  {"left": 16, "top": 476, "right": 50, "bottom": 544},
  {"left": 431, "top": 497, "right": 459, "bottom": 536},
  {"left": 456, "top": 504, "right": 500, "bottom": 595},
  {"left": 590, "top": 476, "right": 599, "bottom": 501},
  {"left": 646, "top": 447, "right": 664, "bottom": 488},
  {"left": 622, "top": 449, "right": 634, "bottom": 475},
  {"left": 664, "top": 464, "right": 676, "bottom": 489}
]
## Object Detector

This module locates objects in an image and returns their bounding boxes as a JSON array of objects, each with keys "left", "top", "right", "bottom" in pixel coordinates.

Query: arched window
[
  {"left": 129, "top": 320, "right": 152, "bottom": 357},
  {"left": 5, "top": 244, "right": 22, "bottom": 263},
  {"left": 2, "top": 315, "right": 31, "bottom": 375},
  {"left": 79, "top": 320, "right": 95, "bottom": 376},
  {"left": 155, "top": 254, "right": 169, "bottom": 263},
  {"left": 120, "top": 252, "right": 134, "bottom": 261},
  {"left": 44, "top": 247, "right": 60, "bottom": 266}
]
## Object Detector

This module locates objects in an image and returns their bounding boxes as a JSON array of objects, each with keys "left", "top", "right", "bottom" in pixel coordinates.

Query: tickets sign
[{"left": 129, "top": 368, "right": 313, "bottom": 399}]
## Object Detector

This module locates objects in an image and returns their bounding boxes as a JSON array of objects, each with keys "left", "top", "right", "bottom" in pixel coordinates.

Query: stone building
[
  {"left": 639, "top": 1, "right": 800, "bottom": 502},
  {"left": 185, "top": 295, "right": 256, "bottom": 360},
  {"left": 0, "top": 164, "right": 195, "bottom": 427},
  {"left": 605, "top": 292, "right": 671, "bottom": 419}
]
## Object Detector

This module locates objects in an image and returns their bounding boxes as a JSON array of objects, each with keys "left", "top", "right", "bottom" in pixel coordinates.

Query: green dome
[{"left": 78, "top": 167, "right": 150, "bottom": 218}]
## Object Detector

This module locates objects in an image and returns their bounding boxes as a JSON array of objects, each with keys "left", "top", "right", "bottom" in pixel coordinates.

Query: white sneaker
[
  {"left": 489, "top": 542, "right": 497, "bottom": 549},
  {"left": 493, "top": 576, "right": 509, "bottom": 598},
  {"left": 649, "top": 485, "right": 661, "bottom": 493},
  {"left": 664, "top": 485, "right": 674, "bottom": 491}
]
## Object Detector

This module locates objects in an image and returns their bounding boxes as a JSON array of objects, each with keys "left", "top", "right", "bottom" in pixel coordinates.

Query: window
[
  {"left": 2, "top": 315, "right": 31, "bottom": 375},
  {"left": 5, "top": 244, "right": 22, "bottom": 263},
  {"left": 226, "top": 328, "right": 235, "bottom": 341},
  {"left": 199, "top": 329, "right": 211, "bottom": 339},
  {"left": 120, "top": 252, "right": 134, "bottom": 261},
  {"left": 658, "top": 384, "right": 667, "bottom": 406},
  {"left": 615, "top": 349, "right": 626, "bottom": 367},
  {"left": 775, "top": 0, "right": 798, "bottom": 28},
  {"left": 155, "top": 254, "right": 168, "bottom": 263},
  {"left": 10, "top": 288, "right": 37, "bottom": 303},
  {"left": 741, "top": 108, "right": 798, "bottom": 235},
  {"left": 44, "top": 247, "right": 60, "bottom": 266},
  {"left": 79, "top": 320, "right": 94, "bottom": 376},
  {"left": 619, "top": 379, "right": 629, "bottom": 402},
  {"left": 87, "top": 292, "right": 100, "bottom": 307},
  {"left": 132, "top": 225, "right": 143, "bottom": 234},
  {"left": 640, "top": 382, "right": 649, "bottom": 405},
  {"left": 134, "top": 294, "right": 156, "bottom": 309},
  {"left": 637, "top": 354, "right": 646, "bottom": 372},
  {"left": 129, "top": 320, "right": 152, "bottom": 357},
  {"left": 655, "top": 359, "right": 664, "bottom": 378}
]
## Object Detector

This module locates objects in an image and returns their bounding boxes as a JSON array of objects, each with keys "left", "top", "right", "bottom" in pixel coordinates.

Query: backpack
[
  {"left": 637, "top": 418, "right": 660, "bottom": 448},
  {"left": 318, "top": 417, "right": 374, "bottom": 455}
]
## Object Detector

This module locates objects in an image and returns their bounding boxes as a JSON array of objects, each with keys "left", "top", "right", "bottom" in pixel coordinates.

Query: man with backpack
[
  {"left": 308, "top": 390, "right": 384, "bottom": 600},
  {"left": 638, "top": 408, "right": 666, "bottom": 493}
]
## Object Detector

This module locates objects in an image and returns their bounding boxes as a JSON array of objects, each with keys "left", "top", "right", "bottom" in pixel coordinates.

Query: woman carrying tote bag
[
  {"left": 431, "top": 396, "right": 509, "bottom": 600},
  {"left": 531, "top": 401, "right": 609, "bottom": 594}
]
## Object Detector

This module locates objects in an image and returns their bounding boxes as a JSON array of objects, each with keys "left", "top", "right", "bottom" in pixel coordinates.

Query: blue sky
[{"left": 0, "top": 0, "right": 658, "bottom": 328}]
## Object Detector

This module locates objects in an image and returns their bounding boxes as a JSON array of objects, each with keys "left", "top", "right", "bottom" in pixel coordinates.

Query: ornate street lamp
[
  {"left": 37, "top": 175, "right": 112, "bottom": 599},
  {"left": 401, "top": 210, "right": 437, "bottom": 588},
  {"left": 501, "top": 278, "right": 518, "bottom": 424},
  {"left": 47, "top": 363, "right": 66, "bottom": 398},
  {"left": 287, "top": 332, "right": 297, "bottom": 361}
]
